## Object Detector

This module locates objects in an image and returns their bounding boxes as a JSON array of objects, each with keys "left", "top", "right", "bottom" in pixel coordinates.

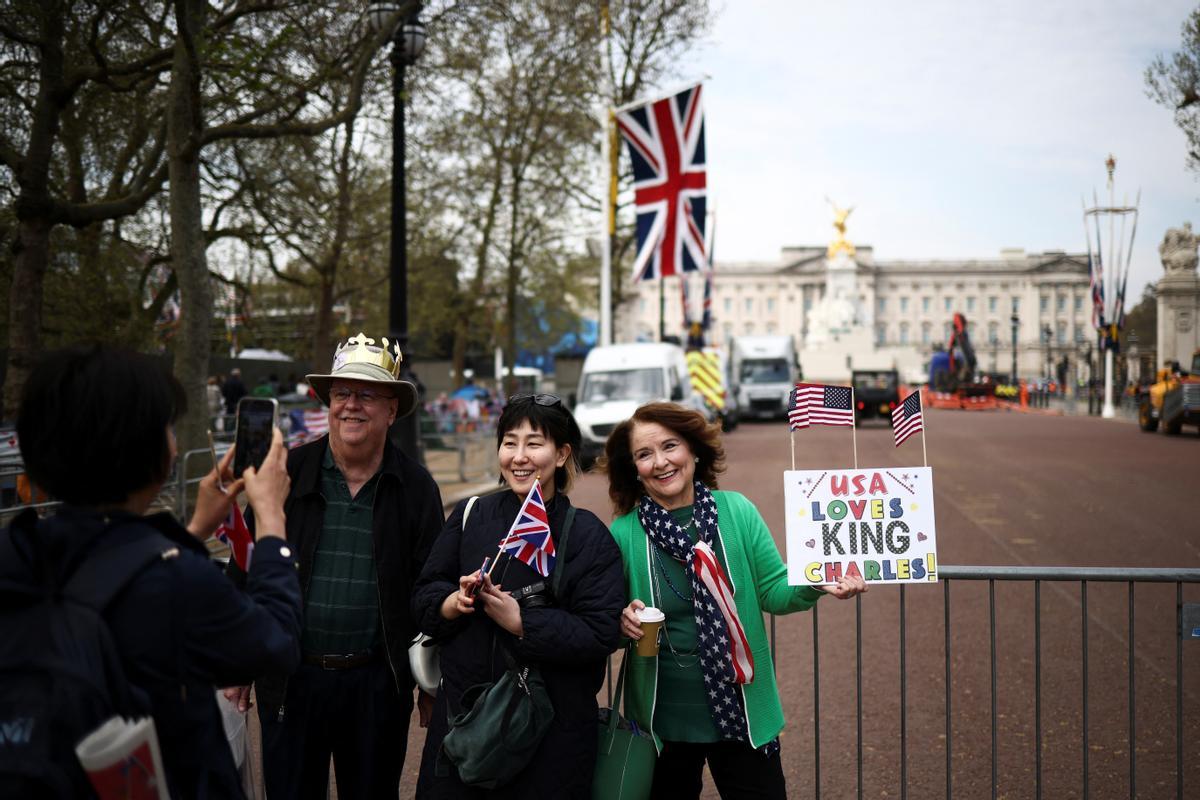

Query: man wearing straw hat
[{"left": 239, "top": 333, "right": 445, "bottom": 799}]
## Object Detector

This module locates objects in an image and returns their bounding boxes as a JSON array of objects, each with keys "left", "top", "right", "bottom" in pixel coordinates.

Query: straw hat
[{"left": 305, "top": 333, "right": 418, "bottom": 418}]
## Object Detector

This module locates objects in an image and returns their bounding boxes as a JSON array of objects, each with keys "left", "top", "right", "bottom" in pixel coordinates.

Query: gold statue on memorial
[{"left": 826, "top": 197, "right": 856, "bottom": 259}]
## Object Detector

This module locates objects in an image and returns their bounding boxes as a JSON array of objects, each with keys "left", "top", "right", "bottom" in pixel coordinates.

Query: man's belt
[{"left": 303, "top": 650, "right": 375, "bottom": 670}]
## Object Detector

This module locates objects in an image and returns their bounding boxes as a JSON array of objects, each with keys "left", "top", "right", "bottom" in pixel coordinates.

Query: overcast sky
[{"left": 698, "top": 0, "right": 1198, "bottom": 302}]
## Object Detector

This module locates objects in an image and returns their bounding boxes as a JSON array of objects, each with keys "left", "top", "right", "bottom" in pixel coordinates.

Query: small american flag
[
  {"left": 498, "top": 479, "right": 556, "bottom": 577},
  {"left": 788, "top": 383, "right": 854, "bottom": 430},
  {"left": 892, "top": 390, "right": 924, "bottom": 447}
]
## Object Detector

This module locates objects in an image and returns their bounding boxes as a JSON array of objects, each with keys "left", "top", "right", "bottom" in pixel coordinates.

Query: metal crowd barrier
[{"left": 793, "top": 566, "right": 1200, "bottom": 800}]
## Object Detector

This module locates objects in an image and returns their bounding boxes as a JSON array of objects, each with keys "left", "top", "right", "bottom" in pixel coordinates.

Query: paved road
[{"left": 382, "top": 409, "right": 1198, "bottom": 797}]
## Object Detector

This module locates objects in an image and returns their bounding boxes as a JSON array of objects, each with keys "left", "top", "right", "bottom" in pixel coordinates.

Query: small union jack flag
[
  {"left": 892, "top": 390, "right": 925, "bottom": 447},
  {"left": 616, "top": 84, "right": 707, "bottom": 282},
  {"left": 215, "top": 502, "right": 254, "bottom": 572},
  {"left": 789, "top": 383, "right": 855, "bottom": 430},
  {"left": 498, "top": 480, "right": 556, "bottom": 577}
]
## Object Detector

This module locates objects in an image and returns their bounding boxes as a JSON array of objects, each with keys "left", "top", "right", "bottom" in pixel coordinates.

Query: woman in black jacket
[{"left": 412, "top": 394, "right": 624, "bottom": 798}]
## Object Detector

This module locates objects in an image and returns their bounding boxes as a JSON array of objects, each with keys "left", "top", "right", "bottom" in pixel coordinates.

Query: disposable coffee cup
[{"left": 635, "top": 607, "right": 666, "bottom": 657}]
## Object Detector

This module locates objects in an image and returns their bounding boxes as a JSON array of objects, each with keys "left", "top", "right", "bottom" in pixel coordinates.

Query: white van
[{"left": 572, "top": 343, "right": 708, "bottom": 464}]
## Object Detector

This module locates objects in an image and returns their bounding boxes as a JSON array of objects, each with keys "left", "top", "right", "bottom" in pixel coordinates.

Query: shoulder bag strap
[
  {"left": 550, "top": 506, "right": 575, "bottom": 598},
  {"left": 463, "top": 495, "right": 479, "bottom": 528},
  {"left": 65, "top": 532, "right": 180, "bottom": 611}
]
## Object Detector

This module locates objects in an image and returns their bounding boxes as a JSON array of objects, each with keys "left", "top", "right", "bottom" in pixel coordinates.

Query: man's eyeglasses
[
  {"left": 509, "top": 393, "right": 562, "bottom": 408},
  {"left": 330, "top": 386, "right": 394, "bottom": 405}
]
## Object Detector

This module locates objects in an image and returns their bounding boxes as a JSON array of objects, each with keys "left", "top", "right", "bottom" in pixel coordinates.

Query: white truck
[
  {"left": 572, "top": 342, "right": 710, "bottom": 465},
  {"left": 731, "top": 335, "right": 798, "bottom": 420}
]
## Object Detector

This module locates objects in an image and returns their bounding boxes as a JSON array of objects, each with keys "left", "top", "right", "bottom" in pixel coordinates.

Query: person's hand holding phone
[
  {"left": 186, "top": 441, "right": 245, "bottom": 539},
  {"left": 441, "top": 559, "right": 490, "bottom": 621},
  {"left": 242, "top": 427, "right": 289, "bottom": 540}
]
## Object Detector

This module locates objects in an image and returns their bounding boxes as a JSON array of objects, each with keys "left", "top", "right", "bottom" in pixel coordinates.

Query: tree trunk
[
  {"left": 3, "top": 4, "right": 65, "bottom": 421},
  {"left": 168, "top": 0, "right": 212, "bottom": 454},
  {"left": 4, "top": 218, "right": 52, "bottom": 421},
  {"left": 313, "top": 277, "right": 336, "bottom": 361}
]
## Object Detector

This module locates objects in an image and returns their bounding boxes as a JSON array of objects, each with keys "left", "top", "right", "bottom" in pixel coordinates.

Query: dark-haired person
[
  {"left": 412, "top": 394, "right": 625, "bottom": 798},
  {"left": 0, "top": 344, "right": 301, "bottom": 798},
  {"left": 600, "top": 401, "right": 867, "bottom": 799}
]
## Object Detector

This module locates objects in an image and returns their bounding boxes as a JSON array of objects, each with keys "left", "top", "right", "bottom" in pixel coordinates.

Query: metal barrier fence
[
  {"left": 0, "top": 426, "right": 496, "bottom": 525},
  {"left": 785, "top": 566, "right": 1200, "bottom": 800}
]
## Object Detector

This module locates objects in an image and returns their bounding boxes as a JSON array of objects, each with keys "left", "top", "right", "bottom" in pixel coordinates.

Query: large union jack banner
[
  {"left": 616, "top": 84, "right": 707, "bottom": 282},
  {"left": 498, "top": 479, "right": 556, "bottom": 577}
]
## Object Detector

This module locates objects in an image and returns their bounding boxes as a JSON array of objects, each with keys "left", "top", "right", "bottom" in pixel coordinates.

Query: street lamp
[
  {"left": 1042, "top": 324, "right": 1052, "bottom": 380},
  {"left": 369, "top": 1, "right": 426, "bottom": 461},
  {"left": 1010, "top": 310, "right": 1019, "bottom": 384}
]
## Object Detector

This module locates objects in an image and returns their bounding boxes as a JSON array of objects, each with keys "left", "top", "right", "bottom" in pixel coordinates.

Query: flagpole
[
  {"left": 920, "top": 392, "right": 928, "bottom": 468},
  {"left": 659, "top": 277, "right": 666, "bottom": 341},
  {"left": 851, "top": 387, "right": 858, "bottom": 469},
  {"left": 790, "top": 430, "right": 796, "bottom": 471},
  {"left": 598, "top": 3, "right": 614, "bottom": 347}
]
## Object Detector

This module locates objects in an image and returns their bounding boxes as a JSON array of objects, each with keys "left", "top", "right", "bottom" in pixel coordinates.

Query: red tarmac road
[{"left": 351, "top": 410, "right": 1199, "bottom": 798}]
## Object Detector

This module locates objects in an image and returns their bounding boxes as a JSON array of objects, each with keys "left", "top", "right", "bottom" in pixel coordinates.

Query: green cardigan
[{"left": 610, "top": 489, "right": 824, "bottom": 751}]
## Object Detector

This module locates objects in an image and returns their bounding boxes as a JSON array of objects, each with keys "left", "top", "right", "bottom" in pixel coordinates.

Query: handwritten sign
[{"left": 784, "top": 467, "right": 938, "bottom": 586}]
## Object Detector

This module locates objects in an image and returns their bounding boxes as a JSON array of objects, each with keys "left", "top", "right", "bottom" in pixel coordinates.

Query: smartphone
[
  {"left": 468, "top": 557, "right": 492, "bottom": 598},
  {"left": 233, "top": 397, "right": 278, "bottom": 479}
]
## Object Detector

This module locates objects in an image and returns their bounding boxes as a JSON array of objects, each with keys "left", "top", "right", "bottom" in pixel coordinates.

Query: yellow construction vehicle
[{"left": 1137, "top": 348, "right": 1200, "bottom": 435}]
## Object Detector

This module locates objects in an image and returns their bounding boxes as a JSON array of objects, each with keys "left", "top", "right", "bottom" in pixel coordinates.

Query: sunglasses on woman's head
[{"left": 509, "top": 393, "right": 562, "bottom": 408}]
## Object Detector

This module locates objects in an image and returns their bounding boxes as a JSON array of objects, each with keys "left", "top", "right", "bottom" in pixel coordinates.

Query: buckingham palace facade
[{"left": 617, "top": 245, "right": 1094, "bottom": 382}]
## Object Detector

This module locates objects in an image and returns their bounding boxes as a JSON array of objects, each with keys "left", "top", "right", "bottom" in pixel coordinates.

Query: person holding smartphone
[
  {"left": 235, "top": 333, "right": 446, "bottom": 800},
  {"left": 0, "top": 345, "right": 301, "bottom": 798},
  {"left": 411, "top": 394, "right": 625, "bottom": 798}
]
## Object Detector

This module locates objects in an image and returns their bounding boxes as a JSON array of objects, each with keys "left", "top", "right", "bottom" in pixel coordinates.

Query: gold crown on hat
[{"left": 331, "top": 333, "right": 403, "bottom": 378}]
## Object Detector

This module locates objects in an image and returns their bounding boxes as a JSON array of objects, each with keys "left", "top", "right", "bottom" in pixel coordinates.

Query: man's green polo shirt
[{"left": 301, "top": 447, "right": 381, "bottom": 655}]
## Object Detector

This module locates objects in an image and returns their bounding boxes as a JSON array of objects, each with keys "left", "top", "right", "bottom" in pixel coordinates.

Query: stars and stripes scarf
[{"left": 637, "top": 481, "right": 753, "bottom": 741}]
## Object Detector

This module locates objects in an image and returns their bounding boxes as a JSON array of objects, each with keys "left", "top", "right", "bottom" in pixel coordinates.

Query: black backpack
[{"left": 0, "top": 510, "right": 178, "bottom": 798}]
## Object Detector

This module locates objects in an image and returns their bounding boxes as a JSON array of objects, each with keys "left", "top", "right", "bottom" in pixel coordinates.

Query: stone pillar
[{"left": 1155, "top": 224, "right": 1200, "bottom": 368}]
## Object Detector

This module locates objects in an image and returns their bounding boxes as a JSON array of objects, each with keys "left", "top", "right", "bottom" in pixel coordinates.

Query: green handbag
[
  {"left": 442, "top": 660, "right": 554, "bottom": 788},
  {"left": 591, "top": 647, "right": 657, "bottom": 800}
]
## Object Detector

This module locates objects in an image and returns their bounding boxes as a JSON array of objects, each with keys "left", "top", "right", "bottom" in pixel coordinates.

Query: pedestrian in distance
[
  {"left": 206, "top": 374, "right": 225, "bottom": 431},
  {"left": 222, "top": 368, "right": 247, "bottom": 416},
  {"left": 600, "top": 401, "right": 867, "bottom": 799},
  {"left": 0, "top": 344, "right": 302, "bottom": 798},
  {"left": 233, "top": 332, "right": 445, "bottom": 800},
  {"left": 412, "top": 393, "right": 625, "bottom": 798}
]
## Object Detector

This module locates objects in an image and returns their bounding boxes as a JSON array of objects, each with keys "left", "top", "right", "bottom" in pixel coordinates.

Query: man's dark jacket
[
  {"left": 249, "top": 435, "right": 445, "bottom": 708},
  {"left": 0, "top": 507, "right": 302, "bottom": 798}
]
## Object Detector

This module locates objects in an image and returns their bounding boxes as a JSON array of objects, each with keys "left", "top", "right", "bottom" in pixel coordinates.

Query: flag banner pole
[
  {"left": 790, "top": 430, "right": 796, "bottom": 471},
  {"left": 851, "top": 387, "right": 858, "bottom": 469},
  {"left": 921, "top": 394, "right": 929, "bottom": 468},
  {"left": 612, "top": 74, "right": 713, "bottom": 114}
]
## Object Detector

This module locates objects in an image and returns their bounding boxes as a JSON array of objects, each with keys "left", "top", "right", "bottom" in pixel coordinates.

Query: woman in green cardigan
[{"left": 600, "top": 402, "right": 866, "bottom": 798}]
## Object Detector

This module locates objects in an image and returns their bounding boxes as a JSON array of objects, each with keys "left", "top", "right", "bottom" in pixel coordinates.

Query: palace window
[
  {"left": 900, "top": 297, "right": 909, "bottom": 312},
  {"left": 878, "top": 297, "right": 887, "bottom": 313},
  {"left": 988, "top": 296, "right": 997, "bottom": 312},
  {"left": 922, "top": 297, "right": 931, "bottom": 313},
  {"left": 921, "top": 323, "right": 931, "bottom": 344},
  {"left": 875, "top": 324, "right": 887, "bottom": 345},
  {"left": 899, "top": 323, "right": 910, "bottom": 344},
  {"left": 967, "top": 297, "right": 976, "bottom": 312}
]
